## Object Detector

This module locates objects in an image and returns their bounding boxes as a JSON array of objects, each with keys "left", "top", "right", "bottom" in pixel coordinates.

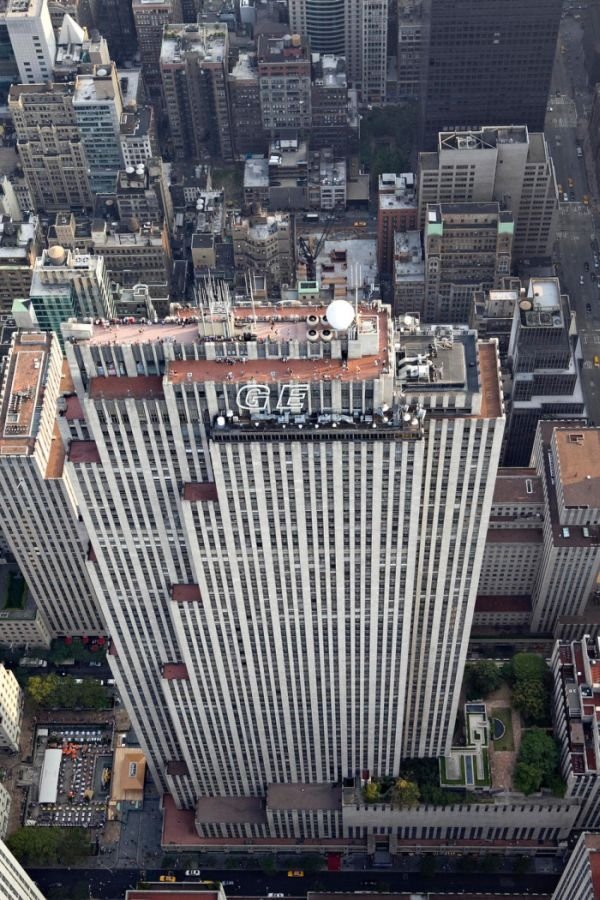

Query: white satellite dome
[{"left": 326, "top": 299, "right": 355, "bottom": 331}]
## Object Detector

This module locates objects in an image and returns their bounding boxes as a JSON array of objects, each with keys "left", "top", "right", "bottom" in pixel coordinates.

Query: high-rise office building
[
  {"left": 288, "top": 0, "right": 388, "bottom": 104},
  {"left": 552, "top": 832, "right": 600, "bottom": 900},
  {"left": 5, "top": 0, "right": 55, "bottom": 85},
  {"left": 0, "top": 837, "right": 46, "bottom": 900},
  {"left": 258, "top": 34, "right": 312, "bottom": 136},
  {"left": 423, "top": 202, "right": 513, "bottom": 323},
  {"left": 86, "top": 0, "right": 137, "bottom": 65},
  {"left": 9, "top": 83, "right": 93, "bottom": 213},
  {"left": 419, "top": 0, "right": 561, "bottom": 148},
  {"left": 529, "top": 424, "right": 600, "bottom": 635},
  {"left": 61, "top": 302, "right": 503, "bottom": 832},
  {"left": 25, "top": 246, "right": 114, "bottom": 338},
  {"left": 73, "top": 64, "right": 124, "bottom": 194},
  {"left": 160, "top": 22, "right": 233, "bottom": 162},
  {"left": 418, "top": 127, "right": 559, "bottom": 262},
  {"left": 377, "top": 173, "right": 418, "bottom": 275},
  {"left": 132, "top": 0, "right": 183, "bottom": 106},
  {"left": 504, "top": 278, "right": 586, "bottom": 468},
  {"left": 0, "top": 331, "right": 103, "bottom": 636}
]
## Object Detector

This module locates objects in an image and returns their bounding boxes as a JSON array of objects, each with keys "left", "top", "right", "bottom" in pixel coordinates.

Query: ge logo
[{"left": 236, "top": 384, "right": 271, "bottom": 412}]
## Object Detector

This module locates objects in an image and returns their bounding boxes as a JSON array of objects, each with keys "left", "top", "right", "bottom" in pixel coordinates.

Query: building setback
[{"left": 61, "top": 304, "right": 503, "bottom": 835}]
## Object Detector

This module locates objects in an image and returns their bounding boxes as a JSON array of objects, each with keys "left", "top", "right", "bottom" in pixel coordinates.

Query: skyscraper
[
  {"left": 418, "top": 127, "right": 558, "bottom": 262},
  {"left": 5, "top": 0, "right": 55, "bottom": 85},
  {"left": 288, "top": 0, "right": 388, "bottom": 104},
  {"left": 0, "top": 331, "right": 103, "bottom": 637},
  {"left": 160, "top": 22, "right": 233, "bottom": 162},
  {"left": 61, "top": 301, "right": 503, "bottom": 833},
  {"left": 420, "top": 0, "right": 561, "bottom": 148},
  {"left": 423, "top": 202, "right": 513, "bottom": 323},
  {"left": 9, "top": 83, "right": 93, "bottom": 213},
  {"left": 132, "top": 0, "right": 183, "bottom": 107},
  {"left": 504, "top": 278, "right": 586, "bottom": 468}
]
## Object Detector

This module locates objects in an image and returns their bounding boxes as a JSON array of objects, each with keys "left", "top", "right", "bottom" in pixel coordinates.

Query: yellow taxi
[
  {"left": 594, "top": 355, "right": 600, "bottom": 368},
  {"left": 288, "top": 870, "right": 305, "bottom": 877},
  {"left": 160, "top": 875, "right": 177, "bottom": 883},
  {"left": 583, "top": 195, "right": 590, "bottom": 206}
]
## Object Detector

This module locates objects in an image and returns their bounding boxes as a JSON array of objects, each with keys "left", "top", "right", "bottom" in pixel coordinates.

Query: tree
[
  {"left": 363, "top": 781, "right": 381, "bottom": 802},
  {"left": 464, "top": 660, "right": 502, "bottom": 699},
  {"left": 7, "top": 827, "right": 90, "bottom": 866},
  {"left": 518, "top": 729, "right": 558, "bottom": 777},
  {"left": 514, "top": 761, "right": 543, "bottom": 795},
  {"left": 514, "top": 729, "right": 560, "bottom": 794},
  {"left": 510, "top": 653, "right": 548, "bottom": 684},
  {"left": 512, "top": 680, "right": 549, "bottom": 724},
  {"left": 390, "top": 777, "right": 420, "bottom": 807},
  {"left": 26, "top": 674, "right": 60, "bottom": 707}
]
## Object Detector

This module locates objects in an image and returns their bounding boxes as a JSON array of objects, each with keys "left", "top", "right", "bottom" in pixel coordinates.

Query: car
[
  {"left": 568, "top": 177, "right": 574, "bottom": 188},
  {"left": 222, "top": 882, "right": 235, "bottom": 887},
  {"left": 353, "top": 221, "right": 367, "bottom": 227},
  {"left": 563, "top": 193, "right": 569, "bottom": 202},
  {"left": 585, "top": 262, "right": 590, "bottom": 270},
  {"left": 580, "top": 275, "right": 585, "bottom": 285},
  {"left": 159, "top": 875, "right": 176, "bottom": 883},
  {"left": 268, "top": 894, "right": 284, "bottom": 897},
  {"left": 570, "top": 191, "right": 576, "bottom": 200},
  {"left": 592, "top": 273, "right": 597, "bottom": 281},
  {"left": 583, "top": 194, "right": 590, "bottom": 205},
  {"left": 557, "top": 183, "right": 563, "bottom": 193},
  {"left": 586, "top": 303, "right": 592, "bottom": 313},
  {"left": 89, "top": 661, "right": 102, "bottom": 667},
  {"left": 595, "top": 355, "right": 600, "bottom": 368},
  {"left": 185, "top": 870, "right": 201, "bottom": 877},
  {"left": 288, "top": 871, "right": 304, "bottom": 878}
]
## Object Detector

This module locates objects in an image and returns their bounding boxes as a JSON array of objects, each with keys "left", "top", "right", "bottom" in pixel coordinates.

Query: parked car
[
  {"left": 89, "top": 661, "right": 102, "bottom": 667},
  {"left": 185, "top": 870, "right": 201, "bottom": 877}
]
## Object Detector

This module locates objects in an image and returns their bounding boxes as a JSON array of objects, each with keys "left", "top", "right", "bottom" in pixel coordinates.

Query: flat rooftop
[
  {"left": 554, "top": 429, "right": 600, "bottom": 510},
  {"left": 0, "top": 332, "right": 49, "bottom": 444},
  {"left": 267, "top": 783, "right": 341, "bottom": 812},
  {"left": 493, "top": 469, "right": 544, "bottom": 504},
  {"left": 161, "top": 23, "right": 227, "bottom": 65}
]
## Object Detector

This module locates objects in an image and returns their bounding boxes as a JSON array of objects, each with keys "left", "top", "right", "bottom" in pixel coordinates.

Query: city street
[
  {"left": 26, "top": 865, "right": 560, "bottom": 900},
  {"left": 546, "top": 8, "right": 600, "bottom": 423}
]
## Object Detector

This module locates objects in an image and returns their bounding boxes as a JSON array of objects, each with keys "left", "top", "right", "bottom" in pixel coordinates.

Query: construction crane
[{"left": 298, "top": 206, "right": 341, "bottom": 281}]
